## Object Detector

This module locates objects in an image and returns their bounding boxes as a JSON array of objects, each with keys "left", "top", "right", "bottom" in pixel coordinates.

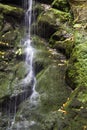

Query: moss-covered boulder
[
  {"left": 49, "top": 25, "right": 87, "bottom": 58},
  {"left": 32, "top": 2, "right": 45, "bottom": 20},
  {"left": 0, "top": 3, "right": 24, "bottom": 45},
  {"left": 66, "top": 42, "right": 87, "bottom": 89},
  {"left": 37, "top": 8, "right": 71, "bottom": 38},
  {"left": 0, "top": 60, "right": 32, "bottom": 99},
  {"left": 49, "top": 26, "right": 74, "bottom": 58},
  {"left": 0, "top": 4, "right": 24, "bottom": 22},
  {"left": 69, "top": 0, "right": 87, "bottom": 23},
  {"left": 52, "top": 0, "right": 70, "bottom": 12}
]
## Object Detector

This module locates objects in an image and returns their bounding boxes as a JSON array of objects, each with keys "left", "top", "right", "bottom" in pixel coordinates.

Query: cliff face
[
  {"left": 32, "top": 0, "right": 87, "bottom": 129},
  {"left": 0, "top": 0, "right": 87, "bottom": 130},
  {"left": 0, "top": 3, "right": 24, "bottom": 99}
]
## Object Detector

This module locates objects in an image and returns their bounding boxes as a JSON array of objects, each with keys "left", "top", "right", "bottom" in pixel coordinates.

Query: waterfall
[
  {"left": 6, "top": 0, "right": 39, "bottom": 129},
  {"left": 23, "top": 0, "right": 35, "bottom": 90},
  {"left": 23, "top": 0, "right": 40, "bottom": 107}
]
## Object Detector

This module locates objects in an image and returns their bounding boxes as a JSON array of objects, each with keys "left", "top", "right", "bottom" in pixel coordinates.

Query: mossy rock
[
  {"left": 66, "top": 42, "right": 87, "bottom": 89},
  {"left": 0, "top": 3, "right": 24, "bottom": 17},
  {"left": 69, "top": 0, "right": 87, "bottom": 23},
  {"left": 1, "top": 31, "right": 17, "bottom": 43},
  {"left": 0, "top": 72, "right": 13, "bottom": 100},
  {"left": 0, "top": 3, "right": 25, "bottom": 103},
  {"left": 49, "top": 27, "right": 74, "bottom": 58},
  {"left": 0, "top": 4, "right": 24, "bottom": 49},
  {"left": 59, "top": 85, "right": 87, "bottom": 130},
  {"left": 32, "top": 2, "right": 45, "bottom": 20},
  {"left": 1, "top": 28, "right": 23, "bottom": 46},
  {"left": 37, "top": 8, "right": 71, "bottom": 38},
  {"left": 0, "top": 3, "right": 24, "bottom": 24},
  {"left": 52, "top": 0, "right": 70, "bottom": 12},
  {"left": 36, "top": 64, "right": 70, "bottom": 112},
  {"left": 1, "top": 22, "right": 13, "bottom": 36},
  {"left": 0, "top": 61, "right": 28, "bottom": 101}
]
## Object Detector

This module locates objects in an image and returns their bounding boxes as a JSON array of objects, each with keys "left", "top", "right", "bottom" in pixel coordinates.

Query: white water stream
[
  {"left": 7, "top": 0, "right": 39, "bottom": 129},
  {"left": 23, "top": 0, "right": 40, "bottom": 107}
]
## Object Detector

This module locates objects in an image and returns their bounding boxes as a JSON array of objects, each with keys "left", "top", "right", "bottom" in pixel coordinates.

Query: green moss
[
  {"left": 69, "top": 0, "right": 87, "bottom": 23},
  {"left": 78, "top": 92, "right": 87, "bottom": 103},
  {"left": 36, "top": 64, "right": 70, "bottom": 112},
  {"left": 32, "top": 3, "right": 44, "bottom": 19},
  {"left": 0, "top": 3, "right": 24, "bottom": 15},
  {"left": 49, "top": 27, "right": 74, "bottom": 57},
  {"left": 38, "top": 8, "right": 70, "bottom": 24},
  {"left": 32, "top": 36, "right": 52, "bottom": 68},
  {"left": 64, "top": 40, "right": 87, "bottom": 128},
  {"left": 67, "top": 42, "right": 87, "bottom": 88},
  {"left": 0, "top": 72, "right": 12, "bottom": 99},
  {"left": 52, "top": 0, "right": 70, "bottom": 12},
  {"left": 33, "top": 36, "right": 71, "bottom": 112},
  {"left": 37, "top": 8, "right": 71, "bottom": 38}
]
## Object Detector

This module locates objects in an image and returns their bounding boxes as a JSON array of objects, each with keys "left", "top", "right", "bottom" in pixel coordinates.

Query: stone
[
  {"left": 37, "top": 8, "right": 70, "bottom": 38},
  {"left": 52, "top": 0, "right": 70, "bottom": 12},
  {"left": 49, "top": 26, "right": 74, "bottom": 58},
  {"left": 69, "top": 0, "right": 87, "bottom": 23}
]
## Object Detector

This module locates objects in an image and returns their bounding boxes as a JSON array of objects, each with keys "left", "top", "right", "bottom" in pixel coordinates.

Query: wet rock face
[
  {"left": 69, "top": 0, "right": 87, "bottom": 23},
  {"left": 1, "top": 0, "right": 87, "bottom": 129},
  {"left": 0, "top": 3, "right": 34, "bottom": 128},
  {"left": 0, "top": 4, "right": 26, "bottom": 102},
  {"left": 11, "top": 36, "right": 71, "bottom": 130}
]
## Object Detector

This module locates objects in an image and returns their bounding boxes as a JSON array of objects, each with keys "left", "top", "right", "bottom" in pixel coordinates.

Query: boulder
[
  {"left": 0, "top": 3, "right": 24, "bottom": 24},
  {"left": 66, "top": 41, "right": 87, "bottom": 89},
  {"left": 49, "top": 27, "right": 74, "bottom": 58},
  {"left": 69, "top": 0, "right": 87, "bottom": 23},
  {"left": 52, "top": 0, "right": 70, "bottom": 12},
  {"left": 37, "top": 8, "right": 70, "bottom": 38}
]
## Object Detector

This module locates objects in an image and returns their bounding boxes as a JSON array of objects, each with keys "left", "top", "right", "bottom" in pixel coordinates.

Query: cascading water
[
  {"left": 6, "top": 0, "right": 39, "bottom": 129},
  {"left": 24, "top": 0, "right": 34, "bottom": 84},
  {"left": 23, "top": 0, "right": 40, "bottom": 107}
]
